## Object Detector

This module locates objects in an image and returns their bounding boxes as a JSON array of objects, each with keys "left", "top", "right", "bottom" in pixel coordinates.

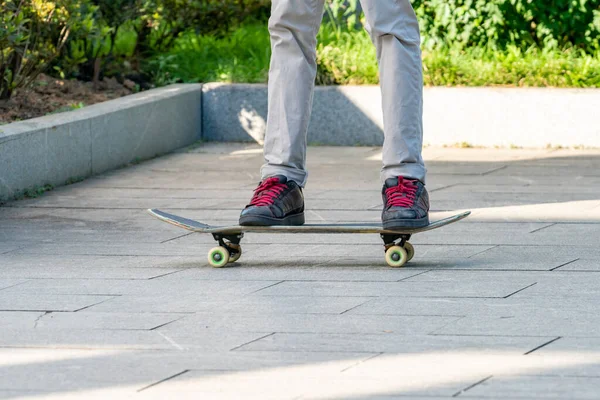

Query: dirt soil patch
[{"left": 0, "top": 74, "right": 133, "bottom": 124}]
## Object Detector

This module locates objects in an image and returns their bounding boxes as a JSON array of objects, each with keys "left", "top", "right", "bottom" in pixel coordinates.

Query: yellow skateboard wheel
[
  {"left": 208, "top": 246, "right": 229, "bottom": 268},
  {"left": 228, "top": 246, "right": 242, "bottom": 263},
  {"left": 403, "top": 242, "right": 415, "bottom": 262},
  {"left": 385, "top": 246, "right": 408, "bottom": 268}
]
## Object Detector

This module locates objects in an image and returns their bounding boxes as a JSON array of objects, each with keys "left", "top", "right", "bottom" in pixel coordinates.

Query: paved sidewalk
[{"left": 1, "top": 143, "right": 600, "bottom": 399}]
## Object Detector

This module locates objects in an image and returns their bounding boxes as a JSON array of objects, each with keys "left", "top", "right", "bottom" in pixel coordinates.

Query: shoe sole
[
  {"left": 239, "top": 212, "right": 305, "bottom": 227},
  {"left": 383, "top": 216, "right": 429, "bottom": 230}
]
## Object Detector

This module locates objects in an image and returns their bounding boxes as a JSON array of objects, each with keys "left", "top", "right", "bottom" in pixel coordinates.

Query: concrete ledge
[
  {"left": 0, "top": 84, "right": 202, "bottom": 202},
  {"left": 202, "top": 83, "right": 600, "bottom": 148},
  {"left": 3, "top": 81, "right": 599, "bottom": 202}
]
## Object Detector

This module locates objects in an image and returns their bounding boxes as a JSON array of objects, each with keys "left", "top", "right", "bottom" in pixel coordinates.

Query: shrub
[
  {"left": 412, "top": 0, "right": 600, "bottom": 51},
  {"left": 134, "top": 0, "right": 271, "bottom": 59},
  {"left": 59, "top": 0, "right": 141, "bottom": 82},
  {"left": 0, "top": 0, "right": 90, "bottom": 100}
]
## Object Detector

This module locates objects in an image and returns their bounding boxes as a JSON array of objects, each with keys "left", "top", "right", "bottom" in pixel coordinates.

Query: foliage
[
  {"left": 411, "top": 0, "right": 600, "bottom": 51},
  {"left": 324, "top": 0, "right": 361, "bottom": 31},
  {"left": 153, "top": 22, "right": 600, "bottom": 88},
  {"left": 422, "top": 45, "right": 600, "bottom": 87},
  {"left": 133, "top": 0, "right": 270, "bottom": 59},
  {"left": 148, "top": 23, "right": 271, "bottom": 84},
  {"left": 0, "top": 0, "right": 89, "bottom": 100},
  {"left": 316, "top": 19, "right": 377, "bottom": 85},
  {"left": 3, "top": 0, "right": 600, "bottom": 99}
]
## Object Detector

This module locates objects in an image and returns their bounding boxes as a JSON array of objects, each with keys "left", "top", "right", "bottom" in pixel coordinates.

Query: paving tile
[
  {"left": 11, "top": 195, "right": 188, "bottom": 210},
  {"left": 525, "top": 337, "right": 600, "bottom": 377},
  {"left": 157, "top": 313, "right": 461, "bottom": 335},
  {"left": 347, "top": 295, "right": 600, "bottom": 321},
  {"left": 406, "top": 222, "right": 555, "bottom": 247},
  {"left": 0, "top": 243, "right": 22, "bottom": 255},
  {"left": 464, "top": 245, "right": 579, "bottom": 271},
  {"left": 467, "top": 201, "right": 600, "bottom": 223},
  {"left": 473, "top": 246, "right": 600, "bottom": 262},
  {"left": 139, "top": 367, "right": 478, "bottom": 399},
  {"left": 532, "top": 337, "right": 600, "bottom": 353},
  {"left": 0, "top": 279, "right": 26, "bottom": 291},
  {"left": 162, "top": 264, "right": 428, "bottom": 282},
  {"left": 0, "top": 265, "right": 185, "bottom": 280},
  {"left": 401, "top": 270, "right": 540, "bottom": 290},
  {"left": 554, "top": 258, "right": 600, "bottom": 271},
  {"left": 433, "top": 312, "right": 600, "bottom": 337},
  {"left": 11, "top": 242, "right": 209, "bottom": 257},
  {"left": 525, "top": 223, "right": 600, "bottom": 246},
  {"left": 3, "top": 278, "right": 279, "bottom": 297},
  {"left": 0, "top": 228, "right": 177, "bottom": 245},
  {"left": 254, "top": 273, "right": 537, "bottom": 298},
  {"left": 0, "top": 352, "right": 184, "bottom": 394},
  {"left": 347, "top": 297, "right": 499, "bottom": 317},
  {"left": 235, "top": 332, "right": 553, "bottom": 353},
  {"left": 34, "top": 312, "right": 183, "bottom": 330},
  {"left": 434, "top": 183, "right": 600, "bottom": 195},
  {"left": 0, "top": 293, "right": 116, "bottom": 312},
  {"left": 83, "top": 294, "right": 236, "bottom": 313},
  {"left": 169, "top": 295, "right": 373, "bottom": 315},
  {"left": 461, "top": 375, "right": 600, "bottom": 399},
  {"left": 0, "top": 329, "right": 267, "bottom": 351},
  {"left": 509, "top": 272, "right": 600, "bottom": 300},
  {"left": 0, "top": 390, "right": 50, "bottom": 398},
  {"left": 338, "top": 352, "right": 600, "bottom": 399},
  {"left": 0, "top": 348, "right": 376, "bottom": 393},
  {"left": 0, "top": 311, "right": 45, "bottom": 329},
  {"left": 0, "top": 254, "right": 187, "bottom": 271}
]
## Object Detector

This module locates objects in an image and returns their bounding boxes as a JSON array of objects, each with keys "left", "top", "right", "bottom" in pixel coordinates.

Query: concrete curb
[
  {"left": 202, "top": 83, "right": 600, "bottom": 148},
  {"left": 0, "top": 84, "right": 202, "bottom": 202},
  {"left": 3, "top": 82, "right": 599, "bottom": 202}
]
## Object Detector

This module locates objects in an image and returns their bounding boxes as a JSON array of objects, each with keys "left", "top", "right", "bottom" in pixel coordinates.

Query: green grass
[
  {"left": 151, "top": 23, "right": 600, "bottom": 88},
  {"left": 423, "top": 46, "right": 600, "bottom": 87},
  {"left": 12, "top": 184, "right": 55, "bottom": 201},
  {"left": 148, "top": 24, "right": 271, "bottom": 85}
]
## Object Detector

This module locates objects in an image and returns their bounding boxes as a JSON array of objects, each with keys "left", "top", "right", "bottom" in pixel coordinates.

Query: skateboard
[{"left": 148, "top": 209, "right": 471, "bottom": 268}]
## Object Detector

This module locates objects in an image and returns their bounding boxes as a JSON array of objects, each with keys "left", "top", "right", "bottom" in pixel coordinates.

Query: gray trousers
[{"left": 261, "top": 0, "right": 426, "bottom": 186}]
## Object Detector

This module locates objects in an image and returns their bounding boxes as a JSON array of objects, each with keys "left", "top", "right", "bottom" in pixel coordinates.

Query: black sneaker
[
  {"left": 382, "top": 177, "right": 429, "bottom": 229},
  {"left": 239, "top": 175, "right": 305, "bottom": 226}
]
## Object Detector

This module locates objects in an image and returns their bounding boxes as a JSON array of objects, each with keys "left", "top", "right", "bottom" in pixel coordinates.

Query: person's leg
[
  {"left": 240, "top": 0, "right": 325, "bottom": 226},
  {"left": 260, "top": 0, "right": 326, "bottom": 187},
  {"left": 361, "top": 0, "right": 426, "bottom": 183},
  {"left": 360, "top": 0, "right": 429, "bottom": 229}
]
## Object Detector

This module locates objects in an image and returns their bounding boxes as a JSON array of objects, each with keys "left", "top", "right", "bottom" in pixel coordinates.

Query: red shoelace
[
  {"left": 385, "top": 177, "right": 418, "bottom": 208},
  {"left": 249, "top": 177, "right": 287, "bottom": 207}
]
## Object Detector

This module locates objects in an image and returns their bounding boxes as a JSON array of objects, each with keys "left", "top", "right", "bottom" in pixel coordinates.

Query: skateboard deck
[{"left": 148, "top": 209, "right": 471, "bottom": 268}]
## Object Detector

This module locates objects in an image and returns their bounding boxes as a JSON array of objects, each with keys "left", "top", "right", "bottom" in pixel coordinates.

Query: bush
[
  {"left": 55, "top": 0, "right": 142, "bottom": 83},
  {"left": 412, "top": 0, "right": 600, "bottom": 51},
  {"left": 4, "top": 0, "right": 599, "bottom": 94},
  {"left": 133, "top": 0, "right": 270, "bottom": 58},
  {"left": 148, "top": 23, "right": 271, "bottom": 85},
  {"left": 0, "top": 0, "right": 91, "bottom": 100},
  {"left": 325, "top": 0, "right": 600, "bottom": 51},
  {"left": 57, "top": 0, "right": 271, "bottom": 83}
]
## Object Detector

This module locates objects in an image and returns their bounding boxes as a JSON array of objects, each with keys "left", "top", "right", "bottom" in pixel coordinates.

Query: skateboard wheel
[
  {"left": 228, "top": 247, "right": 242, "bottom": 263},
  {"left": 403, "top": 242, "right": 415, "bottom": 262},
  {"left": 385, "top": 246, "right": 408, "bottom": 268},
  {"left": 208, "top": 246, "right": 229, "bottom": 268}
]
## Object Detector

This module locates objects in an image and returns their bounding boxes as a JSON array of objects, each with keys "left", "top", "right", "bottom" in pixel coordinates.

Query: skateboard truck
[
  {"left": 381, "top": 233, "right": 411, "bottom": 249},
  {"left": 212, "top": 233, "right": 243, "bottom": 256}
]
